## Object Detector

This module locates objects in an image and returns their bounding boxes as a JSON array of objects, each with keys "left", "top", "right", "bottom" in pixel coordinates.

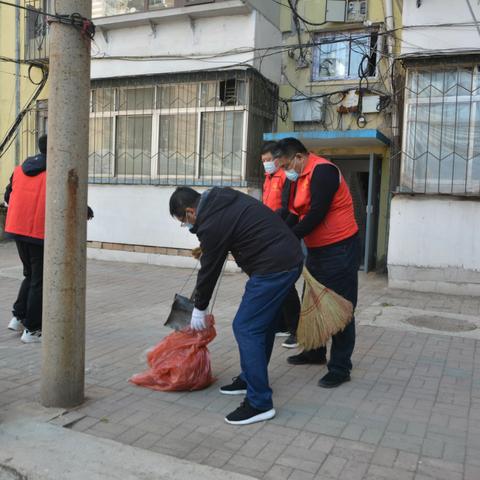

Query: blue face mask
[
  {"left": 181, "top": 223, "right": 194, "bottom": 230},
  {"left": 285, "top": 169, "right": 299, "bottom": 182},
  {"left": 263, "top": 161, "right": 278, "bottom": 175}
]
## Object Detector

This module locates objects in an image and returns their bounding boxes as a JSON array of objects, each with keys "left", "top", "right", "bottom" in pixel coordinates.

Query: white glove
[{"left": 191, "top": 307, "right": 207, "bottom": 331}]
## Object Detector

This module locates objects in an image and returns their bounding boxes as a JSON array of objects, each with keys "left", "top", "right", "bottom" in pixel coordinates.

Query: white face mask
[
  {"left": 285, "top": 169, "right": 299, "bottom": 182},
  {"left": 263, "top": 161, "right": 278, "bottom": 175}
]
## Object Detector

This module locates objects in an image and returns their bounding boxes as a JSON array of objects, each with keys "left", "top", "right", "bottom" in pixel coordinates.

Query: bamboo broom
[{"left": 297, "top": 266, "right": 354, "bottom": 350}]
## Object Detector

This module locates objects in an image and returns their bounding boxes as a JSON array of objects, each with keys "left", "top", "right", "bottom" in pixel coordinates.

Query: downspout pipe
[
  {"left": 15, "top": 0, "right": 21, "bottom": 165},
  {"left": 383, "top": 0, "right": 399, "bottom": 272}
]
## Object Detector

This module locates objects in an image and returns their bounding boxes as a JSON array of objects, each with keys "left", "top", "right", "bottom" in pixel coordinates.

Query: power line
[
  {"left": 0, "top": 58, "right": 49, "bottom": 158},
  {"left": 0, "top": 0, "right": 95, "bottom": 40}
]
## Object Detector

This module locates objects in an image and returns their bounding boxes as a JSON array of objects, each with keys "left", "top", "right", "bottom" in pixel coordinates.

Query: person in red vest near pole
[
  {"left": 4, "top": 134, "right": 93, "bottom": 343},
  {"left": 274, "top": 137, "right": 360, "bottom": 388},
  {"left": 4, "top": 135, "right": 48, "bottom": 343},
  {"left": 261, "top": 141, "right": 301, "bottom": 349}
]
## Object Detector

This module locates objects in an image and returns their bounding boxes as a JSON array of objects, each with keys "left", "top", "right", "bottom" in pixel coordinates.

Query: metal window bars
[
  {"left": 24, "top": 0, "right": 51, "bottom": 61},
  {"left": 13, "top": 68, "right": 277, "bottom": 189},
  {"left": 399, "top": 61, "right": 480, "bottom": 196}
]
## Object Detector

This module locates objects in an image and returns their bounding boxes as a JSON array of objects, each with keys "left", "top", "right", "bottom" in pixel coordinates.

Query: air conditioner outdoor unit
[
  {"left": 325, "top": 0, "right": 367, "bottom": 22},
  {"left": 291, "top": 95, "right": 325, "bottom": 123}
]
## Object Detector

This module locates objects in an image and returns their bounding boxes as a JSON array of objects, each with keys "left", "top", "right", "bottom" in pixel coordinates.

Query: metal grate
[
  {"left": 399, "top": 61, "right": 480, "bottom": 196},
  {"left": 88, "top": 69, "right": 276, "bottom": 187},
  {"left": 12, "top": 69, "right": 277, "bottom": 188},
  {"left": 24, "top": 0, "right": 51, "bottom": 61}
]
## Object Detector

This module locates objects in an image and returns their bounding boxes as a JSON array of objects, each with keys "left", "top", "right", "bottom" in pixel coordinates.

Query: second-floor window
[{"left": 312, "top": 31, "right": 378, "bottom": 82}]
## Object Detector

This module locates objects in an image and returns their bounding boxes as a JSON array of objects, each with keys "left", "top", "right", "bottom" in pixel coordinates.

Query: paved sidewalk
[{"left": 1, "top": 240, "right": 480, "bottom": 480}]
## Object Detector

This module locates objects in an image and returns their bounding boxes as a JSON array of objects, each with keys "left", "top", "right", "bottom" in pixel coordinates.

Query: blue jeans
[
  {"left": 304, "top": 234, "right": 361, "bottom": 376},
  {"left": 234, "top": 264, "right": 302, "bottom": 410}
]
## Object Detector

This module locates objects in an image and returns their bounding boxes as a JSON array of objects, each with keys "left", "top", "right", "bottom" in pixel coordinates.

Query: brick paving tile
[{"left": 0, "top": 240, "right": 479, "bottom": 479}]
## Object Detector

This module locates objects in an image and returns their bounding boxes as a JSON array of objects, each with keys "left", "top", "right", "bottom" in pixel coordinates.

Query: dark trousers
[
  {"left": 12, "top": 240, "right": 44, "bottom": 332},
  {"left": 235, "top": 264, "right": 302, "bottom": 410},
  {"left": 303, "top": 234, "right": 361, "bottom": 375},
  {"left": 279, "top": 285, "right": 301, "bottom": 334}
]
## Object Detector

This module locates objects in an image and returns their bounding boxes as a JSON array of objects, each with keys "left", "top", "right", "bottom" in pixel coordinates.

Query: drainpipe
[
  {"left": 383, "top": 0, "right": 399, "bottom": 272},
  {"left": 15, "top": 0, "right": 21, "bottom": 165},
  {"left": 384, "top": 0, "right": 397, "bottom": 143}
]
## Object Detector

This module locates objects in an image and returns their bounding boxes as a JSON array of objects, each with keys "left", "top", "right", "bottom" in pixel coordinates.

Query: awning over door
[{"left": 263, "top": 129, "right": 390, "bottom": 149}]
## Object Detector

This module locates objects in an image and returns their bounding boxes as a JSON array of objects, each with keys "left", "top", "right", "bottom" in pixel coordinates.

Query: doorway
[{"left": 331, "top": 154, "right": 381, "bottom": 272}]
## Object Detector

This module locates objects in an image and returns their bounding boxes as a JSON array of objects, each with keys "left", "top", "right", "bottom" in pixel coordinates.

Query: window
[
  {"left": 401, "top": 66, "right": 480, "bottom": 195},
  {"left": 25, "top": 0, "right": 52, "bottom": 60},
  {"left": 87, "top": 74, "right": 265, "bottom": 185},
  {"left": 91, "top": 0, "right": 179, "bottom": 17},
  {"left": 200, "top": 111, "right": 243, "bottom": 179},
  {"left": 312, "top": 31, "right": 377, "bottom": 81},
  {"left": 116, "top": 116, "right": 152, "bottom": 176}
]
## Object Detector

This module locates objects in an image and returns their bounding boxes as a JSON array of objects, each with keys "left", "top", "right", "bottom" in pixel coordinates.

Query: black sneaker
[
  {"left": 219, "top": 376, "right": 247, "bottom": 395},
  {"left": 282, "top": 334, "right": 299, "bottom": 349},
  {"left": 225, "top": 399, "right": 276, "bottom": 425},
  {"left": 287, "top": 351, "right": 327, "bottom": 365},
  {"left": 318, "top": 371, "right": 350, "bottom": 388}
]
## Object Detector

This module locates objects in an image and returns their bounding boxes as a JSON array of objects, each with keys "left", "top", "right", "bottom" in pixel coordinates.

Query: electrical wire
[
  {"left": 0, "top": 57, "right": 49, "bottom": 158},
  {"left": 0, "top": 0, "right": 95, "bottom": 40}
]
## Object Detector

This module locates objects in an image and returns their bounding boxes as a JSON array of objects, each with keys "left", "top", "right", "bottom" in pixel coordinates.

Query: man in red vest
[
  {"left": 274, "top": 137, "right": 360, "bottom": 388},
  {"left": 4, "top": 135, "right": 93, "bottom": 344},
  {"left": 4, "top": 135, "right": 48, "bottom": 343}
]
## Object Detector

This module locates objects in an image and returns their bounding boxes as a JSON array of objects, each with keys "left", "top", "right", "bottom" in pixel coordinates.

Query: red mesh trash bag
[{"left": 129, "top": 315, "right": 216, "bottom": 392}]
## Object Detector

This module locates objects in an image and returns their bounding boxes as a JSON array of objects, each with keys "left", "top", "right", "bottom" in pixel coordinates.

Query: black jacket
[{"left": 191, "top": 187, "right": 304, "bottom": 310}]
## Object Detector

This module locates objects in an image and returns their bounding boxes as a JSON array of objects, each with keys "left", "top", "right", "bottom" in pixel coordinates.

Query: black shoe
[
  {"left": 219, "top": 376, "right": 247, "bottom": 395},
  {"left": 318, "top": 371, "right": 350, "bottom": 388},
  {"left": 225, "top": 399, "right": 276, "bottom": 425},
  {"left": 282, "top": 334, "right": 299, "bottom": 349},
  {"left": 287, "top": 352, "right": 327, "bottom": 365}
]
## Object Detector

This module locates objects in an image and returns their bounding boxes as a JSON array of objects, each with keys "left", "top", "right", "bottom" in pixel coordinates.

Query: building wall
[
  {"left": 388, "top": 196, "right": 480, "bottom": 295},
  {"left": 91, "top": 10, "right": 282, "bottom": 84},
  {"left": 402, "top": 0, "right": 480, "bottom": 55},
  {"left": 87, "top": 184, "right": 200, "bottom": 249},
  {"left": 388, "top": 1, "right": 480, "bottom": 294},
  {"left": 0, "top": 4, "right": 19, "bottom": 191},
  {"left": 87, "top": 184, "right": 260, "bottom": 250},
  {"left": 0, "top": 3, "right": 50, "bottom": 193}
]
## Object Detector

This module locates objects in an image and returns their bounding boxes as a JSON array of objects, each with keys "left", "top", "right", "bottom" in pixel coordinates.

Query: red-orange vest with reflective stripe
[
  {"left": 5, "top": 166, "right": 47, "bottom": 240},
  {"left": 263, "top": 169, "right": 286, "bottom": 211},
  {"left": 292, "top": 153, "right": 358, "bottom": 248}
]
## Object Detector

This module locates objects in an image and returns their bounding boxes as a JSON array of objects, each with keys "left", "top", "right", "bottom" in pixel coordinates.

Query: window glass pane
[
  {"left": 148, "top": 0, "right": 174, "bottom": 9},
  {"left": 118, "top": 87, "right": 154, "bottom": 111},
  {"left": 93, "top": 0, "right": 144, "bottom": 16},
  {"left": 115, "top": 115, "right": 152, "bottom": 175},
  {"left": 89, "top": 117, "right": 113, "bottom": 175},
  {"left": 157, "top": 84, "right": 198, "bottom": 109},
  {"left": 200, "top": 82, "right": 218, "bottom": 107},
  {"left": 158, "top": 114, "right": 197, "bottom": 177},
  {"left": 317, "top": 38, "right": 349, "bottom": 79},
  {"left": 200, "top": 111, "right": 243, "bottom": 179},
  {"left": 349, "top": 35, "right": 369, "bottom": 78},
  {"left": 92, "top": 88, "right": 115, "bottom": 112}
]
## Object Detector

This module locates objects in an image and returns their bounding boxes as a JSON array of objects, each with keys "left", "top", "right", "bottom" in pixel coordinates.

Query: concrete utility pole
[{"left": 41, "top": 0, "right": 92, "bottom": 408}]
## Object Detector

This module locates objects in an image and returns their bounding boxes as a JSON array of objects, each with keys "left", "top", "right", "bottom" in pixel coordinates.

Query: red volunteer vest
[
  {"left": 292, "top": 153, "right": 358, "bottom": 248},
  {"left": 263, "top": 169, "right": 286, "bottom": 211},
  {"left": 5, "top": 166, "right": 47, "bottom": 240}
]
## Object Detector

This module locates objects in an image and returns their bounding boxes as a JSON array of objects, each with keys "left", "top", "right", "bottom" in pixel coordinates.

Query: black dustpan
[{"left": 164, "top": 290, "right": 195, "bottom": 331}]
